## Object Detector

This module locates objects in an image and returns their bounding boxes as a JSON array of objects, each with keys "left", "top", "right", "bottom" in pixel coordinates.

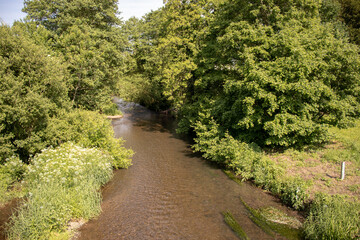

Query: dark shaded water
[{"left": 78, "top": 99, "right": 301, "bottom": 240}]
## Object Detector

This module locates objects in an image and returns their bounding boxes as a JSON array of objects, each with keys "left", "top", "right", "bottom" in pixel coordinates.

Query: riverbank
[
  {"left": 0, "top": 110, "right": 133, "bottom": 240},
  {"left": 78, "top": 104, "right": 305, "bottom": 240},
  {"left": 193, "top": 118, "right": 360, "bottom": 239}
]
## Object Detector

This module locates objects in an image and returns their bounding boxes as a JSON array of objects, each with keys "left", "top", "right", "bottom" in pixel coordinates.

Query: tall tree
[
  {"left": 131, "top": 0, "right": 221, "bottom": 111},
  {"left": 23, "top": 0, "right": 127, "bottom": 112},
  {"left": 179, "top": 0, "right": 360, "bottom": 147},
  {"left": 0, "top": 24, "right": 69, "bottom": 161}
]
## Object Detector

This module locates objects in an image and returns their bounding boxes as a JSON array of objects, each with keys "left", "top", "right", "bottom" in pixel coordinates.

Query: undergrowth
[
  {"left": 193, "top": 117, "right": 360, "bottom": 240},
  {"left": 0, "top": 157, "right": 26, "bottom": 205},
  {"left": 6, "top": 143, "right": 114, "bottom": 240},
  {"left": 303, "top": 193, "right": 360, "bottom": 240},
  {"left": 222, "top": 211, "right": 249, "bottom": 240}
]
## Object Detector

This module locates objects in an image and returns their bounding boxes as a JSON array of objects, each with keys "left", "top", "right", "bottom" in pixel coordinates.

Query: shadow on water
[{"left": 78, "top": 99, "right": 303, "bottom": 240}]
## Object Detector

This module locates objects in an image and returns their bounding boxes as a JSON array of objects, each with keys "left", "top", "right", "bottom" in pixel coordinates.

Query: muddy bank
[{"left": 0, "top": 199, "right": 20, "bottom": 240}]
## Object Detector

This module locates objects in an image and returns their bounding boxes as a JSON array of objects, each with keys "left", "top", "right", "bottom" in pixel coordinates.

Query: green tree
[
  {"left": 23, "top": 0, "right": 120, "bottom": 33},
  {"left": 23, "top": 0, "right": 128, "bottom": 112},
  {"left": 338, "top": 0, "right": 360, "bottom": 45},
  {"left": 0, "top": 24, "right": 69, "bottom": 161},
  {"left": 180, "top": 0, "right": 360, "bottom": 147},
  {"left": 131, "top": 0, "right": 220, "bottom": 111}
]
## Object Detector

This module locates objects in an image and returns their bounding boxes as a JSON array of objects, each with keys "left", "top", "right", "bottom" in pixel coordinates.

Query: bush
[
  {"left": 278, "top": 178, "right": 309, "bottom": 211},
  {"left": 192, "top": 117, "right": 310, "bottom": 210},
  {"left": 252, "top": 156, "right": 283, "bottom": 191},
  {"left": 303, "top": 193, "right": 360, "bottom": 240},
  {"left": 45, "top": 109, "right": 133, "bottom": 169},
  {"left": 0, "top": 156, "right": 26, "bottom": 204},
  {"left": 0, "top": 24, "right": 70, "bottom": 162},
  {"left": 7, "top": 143, "right": 114, "bottom": 240}
]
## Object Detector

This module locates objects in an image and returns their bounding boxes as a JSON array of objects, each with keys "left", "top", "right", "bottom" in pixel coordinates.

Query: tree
[
  {"left": 179, "top": 0, "right": 360, "bottom": 147},
  {"left": 130, "top": 0, "right": 220, "bottom": 111},
  {"left": 338, "top": 0, "right": 360, "bottom": 45},
  {"left": 0, "top": 24, "right": 69, "bottom": 161},
  {"left": 23, "top": 0, "right": 128, "bottom": 112}
]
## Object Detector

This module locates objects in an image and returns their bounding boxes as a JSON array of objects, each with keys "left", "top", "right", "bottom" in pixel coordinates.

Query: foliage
[
  {"left": 0, "top": 24, "right": 69, "bottom": 161},
  {"left": 45, "top": 109, "right": 133, "bottom": 169},
  {"left": 7, "top": 143, "right": 114, "bottom": 240},
  {"left": 192, "top": 114, "right": 308, "bottom": 210},
  {"left": 127, "top": 1, "right": 222, "bottom": 111},
  {"left": 303, "top": 193, "right": 360, "bottom": 240},
  {"left": 23, "top": 0, "right": 128, "bottom": 112},
  {"left": 278, "top": 178, "right": 309, "bottom": 210},
  {"left": 178, "top": 0, "right": 360, "bottom": 147},
  {"left": 23, "top": 0, "right": 120, "bottom": 33},
  {"left": 0, "top": 156, "right": 26, "bottom": 204},
  {"left": 338, "top": 0, "right": 360, "bottom": 45}
]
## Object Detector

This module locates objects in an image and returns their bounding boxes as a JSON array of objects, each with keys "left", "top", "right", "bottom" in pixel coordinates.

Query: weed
[
  {"left": 222, "top": 211, "right": 249, "bottom": 240},
  {"left": 6, "top": 143, "right": 114, "bottom": 239},
  {"left": 303, "top": 193, "right": 360, "bottom": 240},
  {"left": 223, "top": 170, "right": 243, "bottom": 185},
  {"left": 240, "top": 198, "right": 302, "bottom": 240}
]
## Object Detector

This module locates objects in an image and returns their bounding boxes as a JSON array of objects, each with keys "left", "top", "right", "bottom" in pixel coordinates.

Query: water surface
[{"left": 78, "top": 100, "right": 300, "bottom": 239}]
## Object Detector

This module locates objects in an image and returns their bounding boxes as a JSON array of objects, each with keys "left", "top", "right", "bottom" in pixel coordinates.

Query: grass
[
  {"left": 0, "top": 157, "right": 26, "bottom": 206},
  {"left": 222, "top": 211, "right": 249, "bottom": 240},
  {"left": 6, "top": 143, "right": 114, "bottom": 240},
  {"left": 223, "top": 170, "right": 243, "bottom": 185},
  {"left": 348, "top": 184, "right": 360, "bottom": 193},
  {"left": 240, "top": 198, "right": 302, "bottom": 240},
  {"left": 303, "top": 193, "right": 360, "bottom": 240}
]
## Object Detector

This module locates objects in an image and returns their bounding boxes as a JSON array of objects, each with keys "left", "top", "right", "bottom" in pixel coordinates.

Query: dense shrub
[
  {"left": 7, "top": 143, "right": 114, "bottom": 240},
  {"left": 0, "top": 24, "right": 70, "bottom": 161},
  {"left": 0, "top": 156, "right": 26, "bottom": 204},
  {"left": 192, "top": 116, "right": 309, "bottom": 210},
  {"left": 304, "top": 193, "right": 360, "bottom": 240},
  {"left": 45, "top": 109, "right": 133, "bottom": 169},
  {"left": 178, "top": 0, "right": 360, "bottom": 148}
]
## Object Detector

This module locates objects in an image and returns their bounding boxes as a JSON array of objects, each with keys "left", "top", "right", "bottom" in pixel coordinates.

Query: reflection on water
[{"left": 78, "top": 99, "right": 301, "bottom": 240}]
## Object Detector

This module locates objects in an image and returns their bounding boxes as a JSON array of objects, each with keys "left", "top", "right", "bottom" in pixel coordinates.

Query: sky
[{"left": 0, "top": 0, "right": 164, "bottom": 25}]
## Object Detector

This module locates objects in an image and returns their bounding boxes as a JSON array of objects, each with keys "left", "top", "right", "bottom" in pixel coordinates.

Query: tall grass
[
  {"left": 0, "top": 156, "right": 26, "bottom": 204},
  {"left": 303, "top": 193, "right": 360, "bottom": 240},
  {"left": 7, "top": 143, "right": 114, "bottom": 240}
]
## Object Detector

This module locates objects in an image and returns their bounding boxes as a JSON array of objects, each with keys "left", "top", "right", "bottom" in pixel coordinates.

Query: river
[{"left": 78, "top": 99, "right": 301, "bottom": 240}]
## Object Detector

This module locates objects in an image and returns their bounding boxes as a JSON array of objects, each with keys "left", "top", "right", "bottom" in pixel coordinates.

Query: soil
[
  {"left": 270, "top": 149, "right": 360, "bottom": 200},
  {"left": 0, "top": 199, "right": 20, "bottom": 240}
]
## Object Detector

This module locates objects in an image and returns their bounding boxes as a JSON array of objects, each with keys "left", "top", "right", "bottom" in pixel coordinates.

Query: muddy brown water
[{"left": 78, "top": 100, "right": 301, "bottom": 240}]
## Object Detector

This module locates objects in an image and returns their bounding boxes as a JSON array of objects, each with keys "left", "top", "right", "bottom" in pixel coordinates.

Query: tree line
[
  {"left": 0, "top": 0, "right": 132, "bottom": 163},
  {"left": 125, "top": 0, "right": 360, "bottom": 149}
]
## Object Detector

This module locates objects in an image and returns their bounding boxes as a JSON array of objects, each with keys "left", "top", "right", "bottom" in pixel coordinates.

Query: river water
[{"left": 78, "top": 99, "right": 300, "bottom": 240}]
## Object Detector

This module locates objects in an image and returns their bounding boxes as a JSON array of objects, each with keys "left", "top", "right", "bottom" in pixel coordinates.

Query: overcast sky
[{"left": 0, "top": 0, "right": 164, "bottom": 25}]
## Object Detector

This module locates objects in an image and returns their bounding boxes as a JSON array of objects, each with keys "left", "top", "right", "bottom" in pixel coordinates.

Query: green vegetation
[
  {"left": 1, "top": 0, "right": 360, "bottom": 239},
  {"left": 45, "top": 109, "right": 133, "bottom": 169},
  {"left": 240, "top": 198, "right": 302, "bottom": 240},
  {"left": 0, "top": 157, "right": 26, "bottom": 204},
  {"left": 0, "top": 24, "right": 69, "bottom": 161},
  {"left": 222, "top": 211, "right": 249, "bottom": 240},
  {"left": 7, "top": 143, "right": 114, "bottom": 239},
  {"left": 303, "top": 193, "right": 360, "bottom": 240},
  {"left": 0, "top": 0, "right": 133, "bottom": 238}
]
